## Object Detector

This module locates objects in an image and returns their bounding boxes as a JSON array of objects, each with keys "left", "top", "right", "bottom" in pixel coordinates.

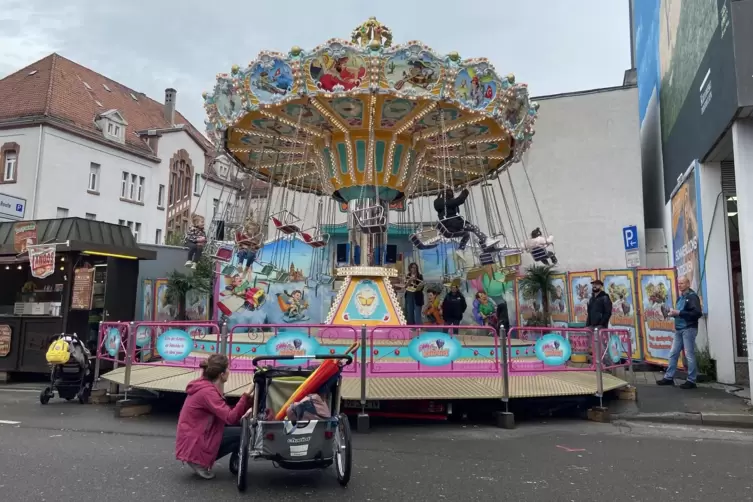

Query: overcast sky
[{"left": 0, "top": 0, "right": 631, "bottom": 131}]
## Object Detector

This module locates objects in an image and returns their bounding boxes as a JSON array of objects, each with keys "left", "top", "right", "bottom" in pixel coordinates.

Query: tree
[
  {"left": 518, "top": 264, "right": 559, "bottom": 326},
  {"left": 165, "top": 254, "right": 214, "bottom": 320}
]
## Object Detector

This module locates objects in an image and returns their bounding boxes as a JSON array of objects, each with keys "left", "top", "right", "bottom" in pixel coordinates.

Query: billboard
[
  {"left": 633, "top": 0, "right": 738, "bottom": 203},
  {"left": 670, "top": 161, "right": 707, "bottom": 313}
]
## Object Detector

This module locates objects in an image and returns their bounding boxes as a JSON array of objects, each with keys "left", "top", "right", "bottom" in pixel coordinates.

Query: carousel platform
[{"left": 100, "top": 364, "right": 628, "bottom": 400}]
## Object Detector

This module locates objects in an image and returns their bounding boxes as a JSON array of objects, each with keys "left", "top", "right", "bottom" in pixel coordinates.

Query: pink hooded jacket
[{"left": 175, "top": 378, "right": 251, "bottom": 468}]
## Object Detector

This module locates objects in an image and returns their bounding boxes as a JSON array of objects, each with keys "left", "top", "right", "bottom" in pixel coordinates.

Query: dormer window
[{"left": 96, "top": 109, "right": 128, "bottom": 144}]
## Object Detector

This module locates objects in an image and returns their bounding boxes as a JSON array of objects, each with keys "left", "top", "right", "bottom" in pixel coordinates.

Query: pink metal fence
[
  {"left": 597, "top": 328, "right": 633, "bottom": 371},
  {"left": 506, "top": 326, "right": 596, "bottom": 373},
  {"left": 368, "top": 325, "right": 501, "bottom": 375},
  {"left": 96, "top": 322, "right": 130, "bottom": 365},
  {"left": 130, "top": 322, "right": 221, "bottom": 369}
]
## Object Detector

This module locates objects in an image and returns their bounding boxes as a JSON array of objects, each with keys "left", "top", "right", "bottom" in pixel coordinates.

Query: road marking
[
  {"left": 0, "top": 388, "right": 44, "bottom": 393},
  {"left": 0, "top": 420, "right": 21, "bottom": 425},
  {"left": 556, "top": 445, "right": 586, "bottom": 452}
]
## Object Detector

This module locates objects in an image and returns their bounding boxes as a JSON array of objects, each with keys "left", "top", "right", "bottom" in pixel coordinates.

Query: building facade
[
  {"left": 0, "top": 54, "right": 245, "bottom": 246},
  {"left": 631, "top": 0, "right": 752, "bottom": 384}
]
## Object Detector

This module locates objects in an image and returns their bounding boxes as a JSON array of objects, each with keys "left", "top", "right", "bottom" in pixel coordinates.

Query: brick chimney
[{"left": 164, "top": 88, "right": 177, "bottom": 125}]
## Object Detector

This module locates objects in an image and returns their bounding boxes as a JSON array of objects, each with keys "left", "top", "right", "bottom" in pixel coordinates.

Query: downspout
[{"left": 31, "top": 124, "right": 45, "bottom": 219}]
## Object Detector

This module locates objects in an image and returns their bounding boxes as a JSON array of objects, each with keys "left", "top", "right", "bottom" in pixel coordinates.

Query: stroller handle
[{"left": 251, "top": 354, "right": 353, "bottom": 367}]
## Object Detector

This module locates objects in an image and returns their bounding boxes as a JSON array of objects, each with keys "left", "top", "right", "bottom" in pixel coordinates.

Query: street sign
[
  {"left": 625, "top": 250, "right": 640, "bottom": 268},
  {"left": 622, "top": 225, "right": 638, "bottom": 251},
  {"left": 0, "top": 192, "right": 26, "bottom": 220}
]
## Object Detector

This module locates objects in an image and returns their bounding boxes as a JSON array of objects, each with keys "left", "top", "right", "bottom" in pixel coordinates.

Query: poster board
[
  {"left": 567, "top": 270, "right": 598, "bottom": 324},
  {"left": 154, "top": 278, "right": 174, "bottom": 321},
  {"left": 514, "top": 276, "right": 543, "bottom": 328},
  {"left": 637, "top": 268, "right": 680, "bottom": 367},
  {"left": 599, "top": 269, "right": 642, "bottom": 360},
  {"left": 185, "top": 289, "right": 210, "bottom": 321},
  {"left": 670, "top": 160, "right": 707, "bottom": 313},
  {"left": 548, "top": 273, "right": 570, "bottom": 328},
  {"left": 71, "top": 267, "right": 95, "bottom": 310},
  {"left": 141, "top": 279, "right": 154, "bottom": 321}
]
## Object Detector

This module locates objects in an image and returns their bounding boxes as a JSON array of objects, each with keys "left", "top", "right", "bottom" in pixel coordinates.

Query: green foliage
[
  {"left": 696, "top": 345, "right": 717, "bottom": 380},
  {"left": 518, "top": 264, "right": 559, "bottom": 322},
  {"left": 165, "top": 254, "right": 214, "bottom": 320},
  {"left": 164, "top": 231, "right": 185, "bottom": 247}
]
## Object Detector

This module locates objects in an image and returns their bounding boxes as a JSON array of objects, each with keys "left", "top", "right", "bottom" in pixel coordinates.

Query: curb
[{"left": 612, "top": 411, "right": 753, "bottom": 429}]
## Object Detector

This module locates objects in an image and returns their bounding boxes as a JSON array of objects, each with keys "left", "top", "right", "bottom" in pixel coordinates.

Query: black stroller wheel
[
  {"left": 236, "top": 416, "right": 251, "bottom": 492},
  {"left": 39, "top": 387, "right": 52, "bottom": 405},
  {"left": 334, "top": 413, "right": 352, "bottom": 486}
]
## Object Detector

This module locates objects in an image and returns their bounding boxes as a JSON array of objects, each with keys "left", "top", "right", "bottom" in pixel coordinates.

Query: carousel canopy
[{"left": 204, "top": 17, "right": 538, "bottom": 203}]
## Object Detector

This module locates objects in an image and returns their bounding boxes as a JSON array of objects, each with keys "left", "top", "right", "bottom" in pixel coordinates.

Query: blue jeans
[
  {"left": 236, "top": 249, "right": 256, "bottom": 267},
  {"left": 665, "top": 327, "right": 698, "bottom": 383},
  {"left": 404, "top": 293, "right": 423, "bottom": 325}
]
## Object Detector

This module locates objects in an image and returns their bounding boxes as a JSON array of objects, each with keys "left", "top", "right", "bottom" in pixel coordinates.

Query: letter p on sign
[{"left": 622, "top": 225, "right": 638, "bottom": 251}]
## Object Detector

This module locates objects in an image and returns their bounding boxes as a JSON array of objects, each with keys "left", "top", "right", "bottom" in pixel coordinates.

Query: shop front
[{"left": 0, "top": 218, "right": 155, "bottom": 375}]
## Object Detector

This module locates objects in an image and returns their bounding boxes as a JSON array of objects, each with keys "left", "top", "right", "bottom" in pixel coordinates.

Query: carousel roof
[{"left": 204, "top": 17, "right": 538, "bottom": 202}]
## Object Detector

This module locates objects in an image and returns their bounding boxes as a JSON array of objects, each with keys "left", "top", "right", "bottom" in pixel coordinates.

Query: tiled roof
[{"left": 0, "top": 53, "right": 211, "bottom": 157}]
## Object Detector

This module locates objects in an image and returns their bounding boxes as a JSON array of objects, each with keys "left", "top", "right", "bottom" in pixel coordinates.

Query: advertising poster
[
  {"left": 142, "top": 279, "right": 154, "bottom": 321},
  {"left": 637, "top": 269, "right": 679, "bottom": 366},
  {"left": 154, "top": 278, "right": 174, "bottom": 321},
  {"left": 548, "top": 273, "right": 570, "bottom": 328},
  {"left": 0, "top": 324, "right": 11, "bottom": 357},
  {"left": 671, "top": 160, "right": 707, "bottom": 313},
  {"left": 600, "top": 269, "right": 643, "bottom": 360},
  {"left": 567, "top": 270, "right": 598, "bottom": 324},
  {"left": 514, "top": 276, "right": 544, "bottom": 328},
  {"left": 28, "top": 244, "right": 55, "bottom": 279},
  {"left": 13, "top": 222, "right": 37, "bottom": 253},
  {"left": 185, "top": 289, "right": 210, "bottom": 321}
]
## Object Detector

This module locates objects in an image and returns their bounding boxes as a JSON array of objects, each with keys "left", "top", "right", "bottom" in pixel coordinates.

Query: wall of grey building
[{"left": 135, "top": 244, "right": 189, "bottom": 319}]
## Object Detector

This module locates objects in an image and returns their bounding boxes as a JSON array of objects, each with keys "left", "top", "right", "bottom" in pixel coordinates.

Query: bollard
[
  {"left": 594, "top": 327, "right": 604, "bottom": 408},
  {"left": 357, "top": 324, "right": 369, "bottom": 433},
  {"left": 220, "top": 322, "right": 229, "bottom": 355},
  {"left": 93, "top": 321, "right": 103, "bottom": 385},
  {"left": 494, "top": 323, "right": 515, "bottom": 429},
  {"left": 123, "top": 322, "right": 135, "bottom": 401}
]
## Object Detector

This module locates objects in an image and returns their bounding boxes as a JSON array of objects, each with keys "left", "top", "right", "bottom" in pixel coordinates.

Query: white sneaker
[
  {"left": 191, "top": 262, "right": 197, "bottom": 270},
  {"left": 185, "top": 261, "right": 193, "bottom": 267},
  {"left": 483, "top": 238, "right": 500, "bottom": 249},
  {"left": 187, "top": 462, "right": 216, "bottom": 479}
]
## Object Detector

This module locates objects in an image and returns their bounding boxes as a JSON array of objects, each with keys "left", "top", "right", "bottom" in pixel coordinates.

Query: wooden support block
[
  {"left": 115, "top": 399, "right": 152, "bottom": 418},
  {"left": 587, "top": 406, "right": 610, "bottom": 423},
  {"left": 616, "top": 385, "right": 638, "bottom": 401}
]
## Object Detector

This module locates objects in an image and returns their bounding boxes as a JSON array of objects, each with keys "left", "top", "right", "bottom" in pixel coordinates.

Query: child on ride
[
  {"left": 185, "top": 214, "right": 207, "bottom": 269},
  {"left": 433, "top": 187, "right": 499, "bottom": 263},
  {"left": 175, "top": 354, "right": 254, "bottom": 480},
  {"left": 423, "top": 288, "right": 444, "bottom": 325},
  {"left": 473, "top": 291, "right": 498, "bottom": 327},
  {"left": 235, "top": 213, "right": 263, "bottom": 279}
]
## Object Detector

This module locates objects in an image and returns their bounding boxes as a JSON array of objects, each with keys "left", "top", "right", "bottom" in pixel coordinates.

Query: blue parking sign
[{"left": 622, "top": 226, "right": 638, "bottom": 251}]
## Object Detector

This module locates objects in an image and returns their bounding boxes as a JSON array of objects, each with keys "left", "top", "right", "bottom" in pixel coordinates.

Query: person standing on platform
[
  {"left": 404, "top": 263, "right": 424, "bottom": 325},
  {"left": 586, "top": 279, "right": 612, "bottom": 330},
  {"left": 442, "top": 281, "right": 467, "bottom": 334},
  {"left": 657, "top": 275, "right": 703, "bottom": 389},
  {"left": 496, "top": 297, "right": 511, "bottom": 337}
]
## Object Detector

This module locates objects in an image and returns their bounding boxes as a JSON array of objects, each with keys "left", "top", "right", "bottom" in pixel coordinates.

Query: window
[
  {"left": 127, "top": 221, "right": 134, "bottom": 232},
  {"left": 85, "top": 213, "right": 96, "bottom": 220},
  {"left": 213, "top": 198, "right": 220, "bottom": 218},
  {"left": 137, "top": 176, "right": 145, "bottom": 202},
  {"left": 219, "top": 164, "right": 229, "bottom": 178},
  {"left": 56, "top": 207, "right": 69, "bottom": 218},
  {"left": 193, "top": 173, "right": 201, "bottom": 195},
  {"left": 121, "top": 171, "right": 128, "bottom": 197},
  {"left": 134, "top": 222, "right": 141, "bottom": 242},
  {"left": 129, "top": 174, "right": 136, "bottom": 200},
  {"left": 107, "top": 123, "right": 113, "bottom": 134},
  {"left": 157, "top": 184, "right": 165, "bottom": 208},
  {"left": 3, "top": 150, "right": 17, "bottom": 182},
  {"left": 88, "top": 163, "right": 100, "bottom": 192},
  {"left": 114, "top": 125, "right": 121, "bottom": 136},
  {"left": 118, "top": 219, "right": 125, "bottom": 226},
  {"left": 155, "top": 229, "right": 162, "bottom": 244}
]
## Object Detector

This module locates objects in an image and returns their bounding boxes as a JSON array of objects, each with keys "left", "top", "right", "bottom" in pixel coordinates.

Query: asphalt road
[{"left": 2, "top": 388, "right": 753, "bottom": 501}]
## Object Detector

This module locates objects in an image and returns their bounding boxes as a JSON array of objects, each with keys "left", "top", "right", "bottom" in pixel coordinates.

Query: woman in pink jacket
[{"left": 175, "top": 354, "right": 253, "bottom": 479}]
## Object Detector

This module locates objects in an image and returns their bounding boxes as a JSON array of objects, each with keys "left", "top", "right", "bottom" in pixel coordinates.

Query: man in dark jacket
[
  {"left": 441, "top": 283, "right": 467, "bottom": 334},
  {"left": 586, "top": 280, "right": 612, "bottom": 329},
  {"left": 657, "top": 275, "right": 703, "bottom": 389},
  {"left": 434, "top": 188, "right": 499, "bottom": 262}
]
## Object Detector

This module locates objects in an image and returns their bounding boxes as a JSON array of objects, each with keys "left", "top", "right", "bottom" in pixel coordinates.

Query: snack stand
[{"left": 0, "top": 218, "right": 155, "bottom": 375}]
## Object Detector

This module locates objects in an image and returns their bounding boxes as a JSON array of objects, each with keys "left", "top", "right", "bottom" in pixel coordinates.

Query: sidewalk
[{"left": 610, "top": 370, "right": 753, "bottom": 428}]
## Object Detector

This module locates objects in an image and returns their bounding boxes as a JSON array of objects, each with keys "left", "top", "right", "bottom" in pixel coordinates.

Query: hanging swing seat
[
  {"left": 213, "top": 244, "right": 235, "bottom": 263},
  {"left": 270, "top": 210, "right": 301, "bottom": 235},
  {"left": 300, "top": 228, "right": 330, "bottom": 248},
  {"left": 353, "top": 205, "right": 387, "bottom": 234},
  {"left": 409, "top": 227, "right": 441, "bottom": 250},
  {"left": 436, "top": 216, "right": 467, "bottom": 239},
  {"left": 255, "top": 262, "right": 276, "bottom": 277}
]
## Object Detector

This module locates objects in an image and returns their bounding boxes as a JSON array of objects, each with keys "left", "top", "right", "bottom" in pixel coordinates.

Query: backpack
[{"left": 46, "top": 339, "right": 71, "bottom": 365}]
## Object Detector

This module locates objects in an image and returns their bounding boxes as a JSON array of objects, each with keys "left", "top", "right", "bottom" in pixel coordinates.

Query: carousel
[{"left": 202, "top": 16, "right": 551, "bottom": 328}]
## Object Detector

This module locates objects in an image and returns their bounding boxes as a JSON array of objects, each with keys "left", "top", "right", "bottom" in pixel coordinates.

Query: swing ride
[
  {"left": 97, "top": 18, "right": 630, "bottom": 415},
  {"left": 200, "top": 15, "right": 554, "bottom": 327}
]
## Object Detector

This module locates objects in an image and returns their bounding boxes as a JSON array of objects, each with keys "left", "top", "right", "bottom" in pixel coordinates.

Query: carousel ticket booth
[{"left": 0, "top": 218, "right": 155, "bottom": 378}]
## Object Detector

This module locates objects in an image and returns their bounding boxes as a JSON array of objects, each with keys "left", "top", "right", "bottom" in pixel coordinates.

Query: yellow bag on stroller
[{"left": 46, "top": 339, "right": 71, "bottom": 365}]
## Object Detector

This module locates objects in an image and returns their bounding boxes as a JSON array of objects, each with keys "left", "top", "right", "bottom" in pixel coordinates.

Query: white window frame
[
  {"left": 85, "top": 213, "right": 96, "bottom": 220},
  {"left": 88, "top": 163, "right": 100, "bottom": 192},
  {"left": 137, "top": 176, "right": 145, "bottom": 202},
  {"left": 134, "top": 222, "right": 141, "bottom": 242},
  {"left": 118, "top": 219, "right": 125, "bottom": 226},
  {"left": 193, "top": 173, "right": 201, "bottom": 195},
  {"left": 121, "top": 171, "right": 128, "bottom": 198},
  {"left": 129, "top": 174, "right": 136, "bottom": 200},
  {"left": 155, "top": 228, "right": 162, "bottom": 244},
  {"left": 212, "top": 198, "right": 220, "bottom": 218},
  {"left": 157, "top": 184, "right": 165, "bottom": 208},
  {"left": 3, "top": 150, "right": 16, "bottom": 182},
  {"left": 56, "top": 207, "right": 69, "bottom": 218}
]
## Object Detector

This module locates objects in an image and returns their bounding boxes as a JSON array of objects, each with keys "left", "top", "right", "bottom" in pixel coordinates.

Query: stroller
[
  {"left": 235, "top": 354, "right": 354, "bottom": 492},
  {"left": 40, "top": 333, "right": 94, "bottom": 405}
]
